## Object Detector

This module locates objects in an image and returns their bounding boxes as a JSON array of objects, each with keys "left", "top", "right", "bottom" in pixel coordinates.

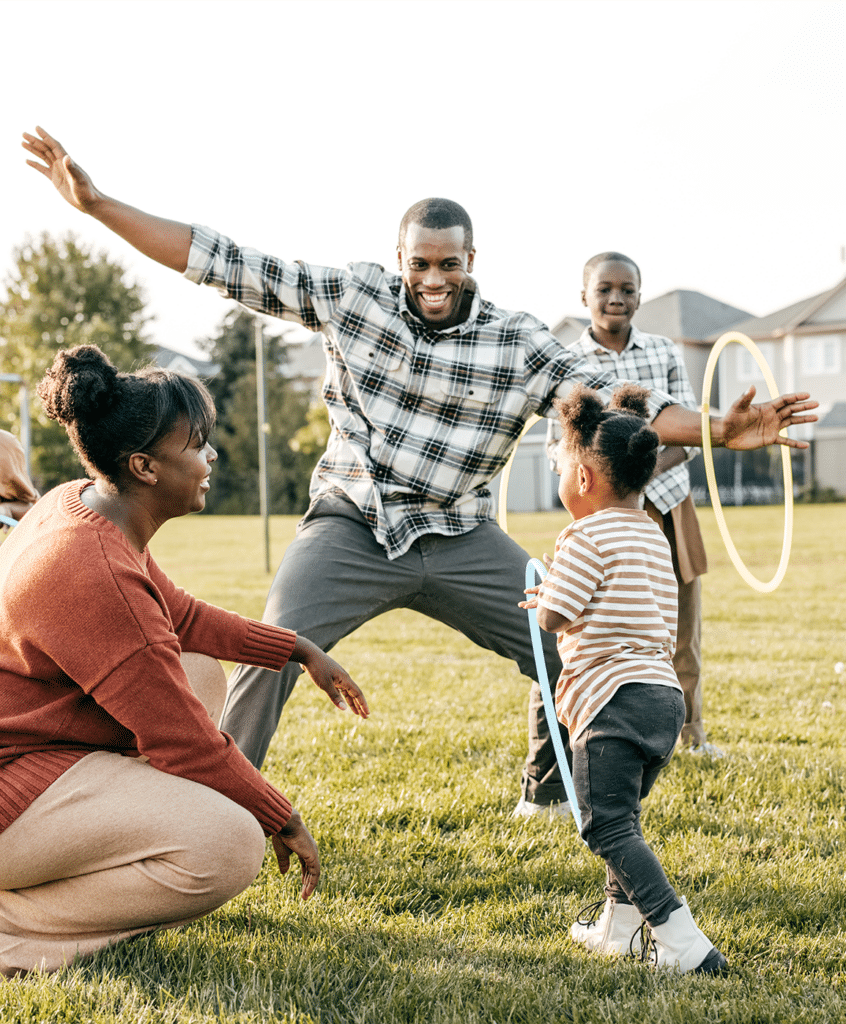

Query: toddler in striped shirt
[{"left": 521, "top": 383, "right": 726, "bottom": 974}]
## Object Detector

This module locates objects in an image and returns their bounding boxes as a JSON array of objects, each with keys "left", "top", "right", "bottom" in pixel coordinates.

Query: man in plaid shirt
[{"left": 24, "top": 127, "right": 818, "bottom": 818}]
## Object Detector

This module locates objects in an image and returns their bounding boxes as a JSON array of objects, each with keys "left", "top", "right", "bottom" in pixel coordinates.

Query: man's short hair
[
  {"left": 583, "top": 251, "right": 641, "bottom": 288},
  {"left": 398, "top": 198, "right": 474, "bottom": 252}
]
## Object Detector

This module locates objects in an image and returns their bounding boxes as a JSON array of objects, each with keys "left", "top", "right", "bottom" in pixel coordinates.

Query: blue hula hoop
[{"left": 525, "top": 558, "right": 584, "bottom": 836}]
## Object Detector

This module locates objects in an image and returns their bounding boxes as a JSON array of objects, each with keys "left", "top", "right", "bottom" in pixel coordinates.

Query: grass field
[{"left": 2, "top": 505, "right": 844, "bottom": 1022}]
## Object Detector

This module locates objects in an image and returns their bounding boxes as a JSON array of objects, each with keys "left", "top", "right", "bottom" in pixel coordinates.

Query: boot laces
[
  {"left": 636, "top": 922, "right": 656, "bottom": 963},
  {"left": 574, "top": 898, "right": 606, "bottom": 927}
]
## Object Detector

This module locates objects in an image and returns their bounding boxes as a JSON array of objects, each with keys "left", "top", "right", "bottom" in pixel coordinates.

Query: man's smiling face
[{"left": 398, "top": 223, "right": 476, "bottom": 328}]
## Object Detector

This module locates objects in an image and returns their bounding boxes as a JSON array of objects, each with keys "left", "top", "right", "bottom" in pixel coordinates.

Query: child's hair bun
[
  {"left": 557, "top": 384, "right": 605, "bottom": 444},
  {"left": 37, "top": 345, "right": 121, "bottom": 427},
  {"left": 609, "top": 383, "right": 651, "bottom": 420},
  {"left": 627, "top": 423, "right": 660, "bottom": 462}
]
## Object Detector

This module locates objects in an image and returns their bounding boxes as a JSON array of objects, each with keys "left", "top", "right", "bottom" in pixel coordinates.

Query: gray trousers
[{"left": 221, "top": 493, "right": 568, "bottom": 804}]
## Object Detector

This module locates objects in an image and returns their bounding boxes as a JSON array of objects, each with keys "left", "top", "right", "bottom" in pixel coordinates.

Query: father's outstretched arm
[
  {"left": 23, "top": 126, "right": 191, "bottom": 272},
  {"left": 653, "top": 384, "right": 817, "bottom": 451}
]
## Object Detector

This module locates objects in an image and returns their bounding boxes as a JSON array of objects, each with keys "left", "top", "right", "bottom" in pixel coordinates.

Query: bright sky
[{"left": 2, "top": 0, "right": 844, "bottom": 357}]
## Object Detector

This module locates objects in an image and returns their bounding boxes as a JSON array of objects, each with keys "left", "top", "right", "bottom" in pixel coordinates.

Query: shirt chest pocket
[
  {"left": 429, "top": 378, "right": 498, "bottom": 410},
  {"left": 338, "top": 344, "right": 410, "bottom": 403}
]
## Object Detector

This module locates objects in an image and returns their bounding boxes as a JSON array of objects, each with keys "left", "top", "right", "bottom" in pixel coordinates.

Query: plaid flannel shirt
[
  {"left": 185, "top": 227, "right": 676, "bottom": 558},
  {"left": 548, "top": 325, "right": 699, "bottom": 514}
]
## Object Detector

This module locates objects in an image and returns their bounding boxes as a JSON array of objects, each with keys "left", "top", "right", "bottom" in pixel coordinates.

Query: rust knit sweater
[{"left": 0, "top": 480, "right": 297, "bottom": 836}]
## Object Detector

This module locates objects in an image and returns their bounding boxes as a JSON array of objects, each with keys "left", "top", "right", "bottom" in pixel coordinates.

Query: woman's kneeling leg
[{"left": 0, "top": 751, "right": 266, "bottom": 975}]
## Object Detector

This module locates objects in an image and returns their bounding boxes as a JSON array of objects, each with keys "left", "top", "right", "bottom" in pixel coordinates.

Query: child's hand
[{"left": 519, "top": 554, "right": 553, "bottom": 609}]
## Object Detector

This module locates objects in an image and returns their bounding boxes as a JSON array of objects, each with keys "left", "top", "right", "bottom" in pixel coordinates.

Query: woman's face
[{"left": 150, "top": 417, "right": 217, "bottom": 516}]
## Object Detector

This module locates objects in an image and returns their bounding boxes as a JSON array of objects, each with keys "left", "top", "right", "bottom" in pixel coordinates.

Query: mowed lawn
[{"left": 3, "top": 504, "right": 845, "bottom": 1023}]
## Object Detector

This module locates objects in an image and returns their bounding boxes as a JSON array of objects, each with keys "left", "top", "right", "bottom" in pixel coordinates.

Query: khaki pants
[
  {"left": 0, "top": 657, "right": 266, "bottom": 976},
  {"left": 645, "top": 496, "right": 708, "bottom": 747}
]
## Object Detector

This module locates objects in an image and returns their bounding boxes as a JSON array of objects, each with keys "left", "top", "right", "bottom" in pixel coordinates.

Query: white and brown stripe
[{"left": 538, "top": 507, "right": 680, "bottom": 742}]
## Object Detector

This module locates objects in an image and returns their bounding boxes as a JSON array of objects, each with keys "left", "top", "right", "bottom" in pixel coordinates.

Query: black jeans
[{"left": 573, "top": 683, "right": 685, "bottom": 927}]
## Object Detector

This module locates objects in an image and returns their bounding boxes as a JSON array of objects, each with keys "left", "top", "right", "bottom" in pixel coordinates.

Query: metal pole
[
  {"left": 254, "top": 319, "right": 271, "bottom": 574},
  {"left": 19, "top": 384, "right": 31, "bottom": 477}
]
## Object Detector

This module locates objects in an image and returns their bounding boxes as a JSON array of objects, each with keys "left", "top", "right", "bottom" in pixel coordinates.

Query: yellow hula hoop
[
  {"left": 498, "top": 414, "right": 541, "bottom": 535},
  {"left": 701, "top": 332, "right": 793, "bottom": 593}
]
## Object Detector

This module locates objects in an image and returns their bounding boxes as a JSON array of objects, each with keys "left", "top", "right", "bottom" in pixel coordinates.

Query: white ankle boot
[
  {"left": 571, "top": 899, "right": 643, "bottom": 956},
  {"left": 645, "top": 897, "right": 727, "bottom": 974}
]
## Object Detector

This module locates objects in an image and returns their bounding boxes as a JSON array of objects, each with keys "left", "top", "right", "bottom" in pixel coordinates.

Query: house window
[
  {"left": 802, "top": 334, "right": 841, "bottom": 375},
  {"left": 737, "top": 341, "right": 776, "bottom": 382}
]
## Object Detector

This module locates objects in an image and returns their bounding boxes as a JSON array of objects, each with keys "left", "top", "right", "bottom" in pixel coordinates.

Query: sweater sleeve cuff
[
  {"left": 239, "top": 620, "right": 297, "bottom": 671},
  {"left": 257, "top": 786, "right": 294, "bottom": 837}
]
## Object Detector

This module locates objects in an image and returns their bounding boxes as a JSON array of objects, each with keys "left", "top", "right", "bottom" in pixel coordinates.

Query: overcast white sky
[{"left": 2, "top": 0, "right": 844, "bottom": 357}]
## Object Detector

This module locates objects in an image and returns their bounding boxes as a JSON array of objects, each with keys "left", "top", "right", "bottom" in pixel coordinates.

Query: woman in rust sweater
[{"left": 0, "top": 345, "right": 368, "bottom": 976}]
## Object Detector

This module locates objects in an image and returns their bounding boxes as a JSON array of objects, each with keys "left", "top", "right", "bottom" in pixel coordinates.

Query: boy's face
[{"left": 582, "top": 260, "right": 641, "bottom": 340}]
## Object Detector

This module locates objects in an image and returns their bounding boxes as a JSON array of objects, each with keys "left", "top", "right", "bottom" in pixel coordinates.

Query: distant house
[
  {"left": 153, "top": 346, "right": 218, "bottom": 379},
  {"left": 629, "top": 290, "right": 750, "bottom": 407},
  {"left": 154, "top": 332, "right": 326, "bottom": 399},
  {"left": 710, "top": 277, "right": 846, "bottom": 497}
]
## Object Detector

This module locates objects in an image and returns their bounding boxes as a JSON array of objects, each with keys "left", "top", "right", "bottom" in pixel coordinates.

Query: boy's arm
[
  {"left": 653, "top": 445, "right": 689, "bottom": 476},
  {"left": 23, "top": 126, "right": 193, "bottom": 272}
]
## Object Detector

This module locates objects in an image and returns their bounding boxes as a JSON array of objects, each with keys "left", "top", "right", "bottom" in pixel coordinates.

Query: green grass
[{"left": 3, "top": 505, "right": 845, "bottom": 1022}]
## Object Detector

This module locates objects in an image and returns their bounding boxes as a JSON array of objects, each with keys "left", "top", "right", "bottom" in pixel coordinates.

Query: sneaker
[
  {"left": 512, "top": 797, "right": 571, "bottom": 820},
  {"left": 687, "top": 742, "right": 726, "bottom": 758}
]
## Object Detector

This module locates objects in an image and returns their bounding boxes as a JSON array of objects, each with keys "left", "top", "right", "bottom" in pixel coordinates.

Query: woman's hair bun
[{"left": 37, "top": 345, "right": 121, "bottom": 426}]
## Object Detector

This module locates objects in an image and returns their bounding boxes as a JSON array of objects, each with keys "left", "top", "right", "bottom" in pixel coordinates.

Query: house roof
[
  {"left": 714, "top": 277, "right": 846, "bottom": 339},
  {"left": 549, "top": 314, "right": 589, "bottom": 336},
  {"left": 153, "top": 346, "right": 219, "bottom": 378},
  {"left": 634, "top": 290, "right": 750, "bottom": 342}
]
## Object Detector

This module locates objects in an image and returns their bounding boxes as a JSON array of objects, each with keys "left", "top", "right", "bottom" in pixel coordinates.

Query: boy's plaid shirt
[
  {"left": 186, "top": 228, "right": 674, "bottom": 558},
  {"left": 557, "top": 325, "right": 700, "bottom": 514}
]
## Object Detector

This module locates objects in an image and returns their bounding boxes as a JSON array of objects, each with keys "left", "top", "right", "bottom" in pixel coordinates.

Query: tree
[
  {"left": 0, "top": 232, "right": 153, "bottom": 489},
  {"left": 195, "top": 309, "right": 315, "bottom": 514}
]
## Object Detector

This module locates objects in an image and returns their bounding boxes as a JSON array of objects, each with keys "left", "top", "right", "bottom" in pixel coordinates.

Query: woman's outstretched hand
[
  {"left": 272, "top": 810, "right": 320, "bottom": 900},
  {"left": 291, "top": 636, "right": 370, "bottom": 719}
]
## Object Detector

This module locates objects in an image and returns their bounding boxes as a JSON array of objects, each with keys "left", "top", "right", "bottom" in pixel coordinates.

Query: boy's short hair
[{"left": 583, "top": 251, "right": 641, "bottom": 288}]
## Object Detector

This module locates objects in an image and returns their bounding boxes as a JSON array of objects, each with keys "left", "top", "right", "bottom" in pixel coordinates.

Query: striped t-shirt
[{"left": 537, "top": 507, "right": 680, "bottom": 741}]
